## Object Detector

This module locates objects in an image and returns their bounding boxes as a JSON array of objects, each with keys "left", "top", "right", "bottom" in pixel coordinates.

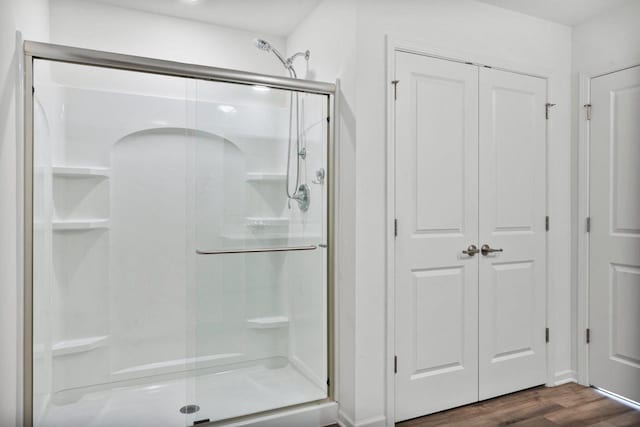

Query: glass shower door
[
  {"left": 31, "top": 59, "right": 196, "bottom": 427},
  {"left": 29, "top": 46, "right": 331, "bottom": 426},
  {"left": 189, "top": 79, "right": 329, "bottom": 423}
]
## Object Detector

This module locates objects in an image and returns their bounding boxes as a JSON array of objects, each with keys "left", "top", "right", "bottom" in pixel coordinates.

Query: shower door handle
[{"left": 196, "top": 245, "right": 317, "bottom": 255}]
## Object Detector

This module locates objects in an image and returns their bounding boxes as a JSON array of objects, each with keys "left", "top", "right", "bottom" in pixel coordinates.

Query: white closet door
[
  {"left": 395, "top": 52, "right": 479, "bottom": 421},
  {"left": 478, "top": 68, "right": 547, "bottom": 400},
  {"left": 589, "top": 65, "right": 640, "bottom": 403}
]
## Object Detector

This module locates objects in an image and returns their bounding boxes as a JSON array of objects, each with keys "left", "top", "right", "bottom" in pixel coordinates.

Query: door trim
[
  {"left": 576, "top": 64, "right": 640, "bottom": 388},
  {"left": 385, "top": 35, "right": 553, "bottom": 425}
]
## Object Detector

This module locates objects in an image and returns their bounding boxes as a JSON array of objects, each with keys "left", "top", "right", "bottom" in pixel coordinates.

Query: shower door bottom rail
[{"left": 196, "top": 245, "right": 318, "bottom": 255}]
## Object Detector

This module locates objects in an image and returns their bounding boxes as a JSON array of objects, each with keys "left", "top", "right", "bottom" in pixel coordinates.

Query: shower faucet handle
[{"left": 313, "top": 168, "right": 325, "bottom": 184}]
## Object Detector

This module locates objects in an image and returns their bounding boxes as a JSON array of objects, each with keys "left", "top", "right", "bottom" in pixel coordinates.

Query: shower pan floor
[{"left": 38, "top": 358, "right": 327, "bottom": 426}]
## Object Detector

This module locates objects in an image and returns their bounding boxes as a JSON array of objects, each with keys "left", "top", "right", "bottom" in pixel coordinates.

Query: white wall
[
  {"left": 289, "top": 1, "right": 573, "bottom": 425},
  {"left": 49, "top": 0, "right": 287, "bottom": 77},
  {"left": 570, "top": 0, "right": 640, "bottom": 385},
  {"left": 286, "top": 0, "right": 358, "bottom": 423},
  {"left": 572, "top": 1, "right": 640, "bottom": 76},
  {"left": 1, "top": 0, "right": 49, "bottom": 425}
]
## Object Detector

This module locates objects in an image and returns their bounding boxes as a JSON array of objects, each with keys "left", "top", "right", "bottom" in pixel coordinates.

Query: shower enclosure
[{"left": 23, "top": 42, "right": 335, "bottom": 426}]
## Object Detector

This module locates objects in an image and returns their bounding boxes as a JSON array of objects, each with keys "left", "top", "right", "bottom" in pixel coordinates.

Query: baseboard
[
  {"left": 337, "top": 409, "right": 355, "bottom": 427},
  {"left": 553, "top": 370, "right": 578, "bottom": 386},
  {"left": 337, "top": 412, "right": 386, "bottom": 427}
]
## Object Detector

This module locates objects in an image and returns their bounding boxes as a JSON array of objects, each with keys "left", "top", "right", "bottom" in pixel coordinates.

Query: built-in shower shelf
[
  {"left": 53, "top": 219, "right": 110, "bottom": 231},
  {"left": 221, "top": 232, "right": 320, "bottom": 241},
  {"left": 245, "top": 172, "right": 286, "bottom": 182},
  {"left": 53, "top": 166, "right": 110, "bottom": 178},
  {"left": 246, "top": 217, "right": 290, "bottom": 227},
  {"left": 52, "top": 335, "right": 108, "bottom": 357},
  {"left": 247, "top": 316, "right": 289, "bottom": 329},
  {"left": 111, "top": 353, "right": 244, "bottom": 379}
]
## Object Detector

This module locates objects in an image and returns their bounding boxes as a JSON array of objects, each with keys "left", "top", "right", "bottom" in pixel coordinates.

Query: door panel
[
  {"left": 478, "top": 68, "right": 547, "bottom": 400},
  {"left": 395, "top": 52, "right": 479, "bottom": 421},
  {"left": 590, "top": 65, "right": 640, "bottom": 403}
]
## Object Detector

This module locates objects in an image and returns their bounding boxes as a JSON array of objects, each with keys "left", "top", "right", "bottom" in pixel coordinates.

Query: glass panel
[
  {"left": 191, "top": 81, "right": 329, "bottom": 422},
  {"left": 31, "top": 58, "right": 329, "bottom": 426},
  {"left": 32, "top": 59, "right": 192, "bottom": 426}
]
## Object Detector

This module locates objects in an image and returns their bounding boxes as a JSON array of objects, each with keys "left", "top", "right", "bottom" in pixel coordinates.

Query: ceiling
[
  {"left": 476, "top": 0, "right": 634, "bottom": 26},
  {"left": 87, "top": 0, "right": 321, "bottom": 37},
  {"left": 78, "top": 0, "right": 633, "bottom": 34}
]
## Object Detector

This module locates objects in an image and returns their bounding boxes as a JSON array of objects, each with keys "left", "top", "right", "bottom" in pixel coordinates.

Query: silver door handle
[
  {"left": 462, "top": 245, "right": 479, "bottom": 256},
  {"left": 481, "top": 244, "right": 503, "bottom": 256}
]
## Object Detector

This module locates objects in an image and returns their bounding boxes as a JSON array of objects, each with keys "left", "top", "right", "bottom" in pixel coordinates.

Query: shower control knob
[{"left": 313, "top": 168, "right": 325, "bottom": 184}]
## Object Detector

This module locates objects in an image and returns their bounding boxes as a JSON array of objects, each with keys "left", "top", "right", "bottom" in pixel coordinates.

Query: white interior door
[
  {"left": 478, "top": 67, "right": 548, "bottom": 400},
  {"left": 394, "top": 52, "right": 479, "bottom": 421},
  {"left": 589, "top": 65, "right": 640, "bottom": 404},
  {"left": 394, "top": 53, "right": 548, "bottom": 421}
]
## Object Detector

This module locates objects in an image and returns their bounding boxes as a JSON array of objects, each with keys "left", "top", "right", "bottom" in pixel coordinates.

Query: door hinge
[
  {"left": 545, "top": 103, "right": 556, "bottom": 120},
  {"left": 586, "top": 328, "right": 591, "bottom": 344},
  {"left": 327, "top": 377, "right": 330, "bottom": 386},
  {"left": 392, "top": 80, "right": 399, "bottom": 100},
  {"left": 394, "top": 219, "right": 398, "bottom": 237},
  {"left": 545, "top": 216, "right": 549, "bottom": 231},
  {"left": 584, "top": 104, "right": 592, "bottom": 120},
  {"left": 545, "top": 327, "right": 550, "bottom": 343},
  {"left": 586, "top": 217, "right": 591, "bottom": 232},
  {"left": 394, "top": 355, "right": 398, "bottom": 374}
]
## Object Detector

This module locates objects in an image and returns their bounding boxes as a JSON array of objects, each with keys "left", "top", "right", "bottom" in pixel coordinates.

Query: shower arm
[
  {"left": 272, "top": 48, "right": 309, "bottom": 77},
  {"left": 286, "top": 50, "right": 311, "bottom": 69}
]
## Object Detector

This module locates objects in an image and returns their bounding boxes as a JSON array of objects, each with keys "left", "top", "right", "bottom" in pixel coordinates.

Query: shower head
[
  {"left": 253, "top": 38, "right": 309, "bottom": 79},
  {"left": 254, "top": 38, "right": 290, "bottom": 72},
  {"left": 254, "top": 38, "right": 272, "bottom": 52}
]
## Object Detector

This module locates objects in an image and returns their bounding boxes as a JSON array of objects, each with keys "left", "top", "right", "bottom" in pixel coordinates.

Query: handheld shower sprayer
[{"left": 254, "top": 38, "right": 312, "bottom": 211}]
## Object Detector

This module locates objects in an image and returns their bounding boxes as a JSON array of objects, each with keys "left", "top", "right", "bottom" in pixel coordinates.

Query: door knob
[
  {"left": 462, "top": 245, "right": 479, "bottom": 256},
  {"left": 481, "top": 244, "right": 503, "bottom": 256}
]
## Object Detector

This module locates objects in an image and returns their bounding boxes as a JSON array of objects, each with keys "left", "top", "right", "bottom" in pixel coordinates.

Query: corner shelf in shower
[
  {"left": 111, "top": 352, "right": 244, "bottom": 378},
  {"left": 52, "top": 166, "right": 110, "bottom": 178},
  {"left": 247, "top": 316, "right": 289, "bottom": 329},
  {"left": 245, "top": 217, "right": 290, "bottom": 227},
  {"left": 221, "top": 232, "right": 321, "bottom": 241},
  {"left": 53, "top": 219, "right": 110, "bottom": 231},
  {"left": 52, "top": 335, "right": 108, "bottom": 357},
  {"left": 245, "top": 172, "right": 286, "bottom": 182}
]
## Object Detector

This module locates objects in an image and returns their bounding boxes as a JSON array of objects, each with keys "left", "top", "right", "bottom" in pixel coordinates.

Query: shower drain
[{"left": 179, "top": 404, "right": 200, "bottom": 414}]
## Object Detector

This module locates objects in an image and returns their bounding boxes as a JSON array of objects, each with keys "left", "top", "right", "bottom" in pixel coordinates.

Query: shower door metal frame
[{"left": 22, "top": 40, "right": 336, "bottom": 427}]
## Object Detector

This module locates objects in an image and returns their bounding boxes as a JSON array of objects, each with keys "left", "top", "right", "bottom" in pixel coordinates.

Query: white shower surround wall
[{"left": 32, "top": 61, "right": 328, "bottom": 424}]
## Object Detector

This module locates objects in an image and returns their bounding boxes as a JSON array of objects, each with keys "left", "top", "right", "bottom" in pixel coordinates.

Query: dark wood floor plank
[
  {"left": 590, "top": 409, "right": 640, "bottom": 427},
  {"left": 509, "top": 416, "right": 559, "bottom": 427},
  {"left": 396, "top": 383, "right": 640, "bottom": 427},
  {"left": 544, "top": 396, "right": 631, "bottom": 425}
]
